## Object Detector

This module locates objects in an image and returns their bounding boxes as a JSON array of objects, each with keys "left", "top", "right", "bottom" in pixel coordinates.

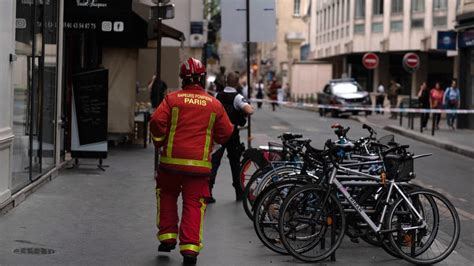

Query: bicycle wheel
[
  {"left": 278, "top": 184, "right": 346, "bottom": 262},
  {"left": 252, "top": 179, "right": 310, "bottom": 254},
  {"left": 243, "top": 165, "right": 301, "bottom": 221},
  {"left": 239, "top": 151, "right": 267, "bottom": 191},
  {"left": 385, "top": 189, "right": 460, "bottom": 265}
]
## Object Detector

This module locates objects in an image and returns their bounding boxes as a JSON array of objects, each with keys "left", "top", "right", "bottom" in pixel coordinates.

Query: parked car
[{"left": 317, "top": 79, "right": 372, "bottom": 117}]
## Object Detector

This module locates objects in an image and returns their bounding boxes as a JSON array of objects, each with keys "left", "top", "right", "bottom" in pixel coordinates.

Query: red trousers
[{"left": 156, "top": 170, "right": 210, "bottom": 255}]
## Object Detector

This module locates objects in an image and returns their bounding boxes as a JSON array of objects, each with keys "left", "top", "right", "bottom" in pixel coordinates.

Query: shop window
[
  {"left": 390, "top": 20, "right": 403, "bottom": 32},
  {"left": 354, "top": 23, "right": 365, "bottom": 34},
  {"left": 412, "top": 19, "right": 424, "bottom": 28},
  {"left": 392, "top": 0, "right": 403, "bottom": 14},
  {"left": 372, "top": 22, "right": 383, "bottom": 33}
]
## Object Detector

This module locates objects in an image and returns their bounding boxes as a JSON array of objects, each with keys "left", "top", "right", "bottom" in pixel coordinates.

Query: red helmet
[{"left": 179, "top": 57, "right": 206, "bottom": 79}]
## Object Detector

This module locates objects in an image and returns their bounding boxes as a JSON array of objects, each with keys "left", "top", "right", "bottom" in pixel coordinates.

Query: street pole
[
  {"left": 246, "top": 0, "right": 252, "bottom": 148},
  {"left": 154, "top": 0, "right": 163, "bottom": 177}
]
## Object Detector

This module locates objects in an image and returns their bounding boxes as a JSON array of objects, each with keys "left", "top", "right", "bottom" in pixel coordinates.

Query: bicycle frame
[{"left": 327, "top": 164, "right": 427, "bottom": 234}]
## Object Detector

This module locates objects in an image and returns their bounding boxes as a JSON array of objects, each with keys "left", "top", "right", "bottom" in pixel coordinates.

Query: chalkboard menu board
[{"left": 72, "top": 69, "right": 108, "bottom": 146}]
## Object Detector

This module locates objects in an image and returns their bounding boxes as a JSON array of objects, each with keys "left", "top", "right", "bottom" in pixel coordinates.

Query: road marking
[{"left": 271, "top": 125, "right": 289, "bottom": 130}]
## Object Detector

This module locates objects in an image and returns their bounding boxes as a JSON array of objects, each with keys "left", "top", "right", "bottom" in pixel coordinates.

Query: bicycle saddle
[{"left": 280, "top": 132, "right": 303, "bottom": 141}]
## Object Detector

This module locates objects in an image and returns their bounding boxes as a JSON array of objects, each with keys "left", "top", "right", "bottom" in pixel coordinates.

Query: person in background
[
  {"left": 242, "top": 81, "right": 249, "bottom": 99},
  {"left": 256, "top": 79, "right": 264, "bottom": 109},
  {"left": 417, "top": 81, "right": 430, "bottom": 129},
  {"left": 209, "top": 72, "right": 254, "bottom": 203},
  {"left": 268, "top": 78, "right": 279, "bottom": 111},
  {"left": 387, "top": 79, "right": 401, "bottom": 119},
  {"left": 430, "top": 82, "right": 444, "bottom": 130},
  {"left": 375, "top": 82, "right": 385, "bottom": 114},
  {"left": 149, "top": 74, "right": 168, "bottom": 109},
  {"left": 443, "top": 79, "right": 461, "bottom": 130},
  {"left": 214, "top": 66, "right": 226, "bottom": 92}
]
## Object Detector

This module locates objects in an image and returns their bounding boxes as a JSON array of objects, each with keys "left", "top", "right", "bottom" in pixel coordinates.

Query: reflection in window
[
  {"left": 433, "top": 16, "right": 447, "bottom": 26},
  {"left": 355, "top": 0, "right": 365, "bottom": 19},
  {"left": 294, "top": 0, "right": 301, "bottom": 16},
  {"left": 372, "top": 22, "right": 383, "bottom": 33},
  {"left": 412, "top": 0, "right": 424, "bottom": 13},
  {"left": 354, "top": 24, "right": 365, "bottom": 34},
  {"left": 391, "top": 20, "right": 403, "bottom": 32},
  {"left": 373, "top": 0, "right": 383, "bottom": 15},
  {"left": 412, "top": 19, "right": 424, "bottom": 28},
  {"left": 433, "top": 0, "right": 447, "bottom": 10},
  {"left": 392, "top": 0, "right": 403, "bottom": 14}
]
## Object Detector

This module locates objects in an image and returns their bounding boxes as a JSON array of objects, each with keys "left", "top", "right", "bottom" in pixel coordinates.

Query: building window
[
  {"left": 390, "top": 20, "right": 403, "bottom": 32},
  {"left": 392, "top": 0, "right": 403, "bottom": 14},
  {"left": 433, "top": 0, "right": 447, "bottom": 10},
  {"left": 412, "top": 19, "right": 424, "bottom": 28},
  {"left": 433, "top": 16, "right": 447, "bottom": 26},
  {"left": 373, "top": 0, "right": 384, "bottom": 15},
  {"left": 355, "top": 0, "right": 365, "bottom": 19},
  {"left": 354, "top": 23, "right": 365, "bottom": 34},
  {"left": 372, "top": 22, "right": 383, "bottom": 33},
  {"left": 346, "top": 0, "right": 350, "bottom": 21},
  {"left": 336, "top": 2, "right": 339, "bottom": 24},
  {"left": 411, "top": 0, "right": 424, "bottom": 13},
  {"left": 294, "top": 0, "right": 301, "bottom": 16},
  {"left": 346, "top": 26, "right": 349, "bottom": 36}
]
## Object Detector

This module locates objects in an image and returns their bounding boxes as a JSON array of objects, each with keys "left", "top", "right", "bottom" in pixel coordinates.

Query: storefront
[{"left": 0, "top": 0, "right": 64, "bottom": 207}]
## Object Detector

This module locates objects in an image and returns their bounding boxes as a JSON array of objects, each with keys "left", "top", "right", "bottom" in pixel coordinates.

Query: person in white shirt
[{"left": 375, "top": 82, "right": 385, "bottom": 114}]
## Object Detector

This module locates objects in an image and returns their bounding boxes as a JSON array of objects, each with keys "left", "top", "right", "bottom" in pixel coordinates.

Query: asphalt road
[{"left": 0, "top": 105, "right": 472, "bottom": 265}]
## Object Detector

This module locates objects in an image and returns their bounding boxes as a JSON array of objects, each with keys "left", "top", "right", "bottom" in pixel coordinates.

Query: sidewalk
[{"left": 353, "top": 113, "right": 474, "bottom": 158}]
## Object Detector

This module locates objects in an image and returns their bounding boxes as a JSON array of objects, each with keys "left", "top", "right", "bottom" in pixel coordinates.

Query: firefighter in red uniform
[{"left": 150, "top": 58, "right": 234, "bottom": 265}]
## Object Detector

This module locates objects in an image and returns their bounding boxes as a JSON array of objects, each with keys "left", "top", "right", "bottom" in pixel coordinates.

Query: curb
[
  {"left": 382, "top": 125, "right": 474, "bottom": 158},
  {"left": 350, "top": 116, "right": 474, "bottom": 158}
]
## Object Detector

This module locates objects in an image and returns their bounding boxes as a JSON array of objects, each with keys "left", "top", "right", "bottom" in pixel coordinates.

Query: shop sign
[
  {"left": 459, "top": 29, "right": 474, "bottom": 48},
  {"left": 437, "top": 31, "right": 457, "bottom": 50}
]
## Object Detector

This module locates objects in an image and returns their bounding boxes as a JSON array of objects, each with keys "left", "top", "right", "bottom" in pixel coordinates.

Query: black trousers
[{"left": 210, "top": 131, "right": 244, "bottom": 195}]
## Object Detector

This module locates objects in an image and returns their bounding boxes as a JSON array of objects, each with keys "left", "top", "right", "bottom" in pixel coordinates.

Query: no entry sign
[
  {"left": 403, "top": 53, "right": 420, "bottom": 73},
  {"left": 362, "top": 53, "right": 379, "bottom": 69}
]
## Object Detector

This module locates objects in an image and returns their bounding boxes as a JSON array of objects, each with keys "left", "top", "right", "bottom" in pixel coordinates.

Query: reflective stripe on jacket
[{"left": 150, "top": 84, "right": 234, "bottom": 175}]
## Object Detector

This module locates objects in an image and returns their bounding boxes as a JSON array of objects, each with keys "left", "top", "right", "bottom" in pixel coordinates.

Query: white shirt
[
  {"left": 377, "top": 85, "right": 385, "bottom": 93},
  {"left": 222, "top": 86, "right": 250, "bottom": 111}
]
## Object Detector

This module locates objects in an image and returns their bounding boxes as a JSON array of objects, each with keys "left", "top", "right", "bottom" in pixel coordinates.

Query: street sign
[
  {"left": 221, "top": 0, "right": 276, "bottom": 43},
  {"left": 362, "top": 53, "right": 379, "bottom": 69},
  {"left": 403, "top": 53, "right": 420, "bottom": 73}
]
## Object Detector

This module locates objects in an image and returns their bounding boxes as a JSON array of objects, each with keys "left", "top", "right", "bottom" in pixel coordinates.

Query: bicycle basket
[
  {"left": 384, "top": 155, "right": 414, "bottom": 182},
  {"left": 266, "top": 142, "right": 284, "bottom": 162}
]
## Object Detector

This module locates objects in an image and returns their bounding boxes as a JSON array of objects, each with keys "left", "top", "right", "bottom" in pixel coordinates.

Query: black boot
[
  {"left": 183, "top": 254, "right": 197, "bottom": 265},
  {"left": 158, "top": 243, "right": 176, "bottom": 252}
]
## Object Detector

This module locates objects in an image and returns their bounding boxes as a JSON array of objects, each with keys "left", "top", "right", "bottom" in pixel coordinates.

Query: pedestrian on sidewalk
[
  {"left": 375, "top": 82, "right": 385, "bottom": 114},
  {"left": 256, "top": 79, "right": 264, "bottom": 109},
  {"left": 417, "top": 81, "right": 430, "bottom": 129},
  {"left": 214, "top": 66, "right": 226, "bottom": 92},
  {"left": 430, "top": 82, "right": 444, "bottom": 130},
  {"left": 209, "top": 72, "right": 254, "bottom": 203},
  {"left": 268, "top": 78, "right": 279, "bottom": 111},
  {"left": 150, "top": 58, "right": 234, "bottom": 265},
  {"left": 388, "top": 79, "right": 401, "bottom": 119},
  {"left": 443, "top": 79, "right": 461, "bottom": 130}
]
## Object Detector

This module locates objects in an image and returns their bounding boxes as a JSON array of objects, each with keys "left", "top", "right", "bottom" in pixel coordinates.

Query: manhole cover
[{"left": 13, "top": 247, "right": 55, "bottom": 255}]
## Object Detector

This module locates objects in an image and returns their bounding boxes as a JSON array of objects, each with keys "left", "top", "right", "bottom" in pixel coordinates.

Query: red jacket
[{"left": 150, "top": 84, "right": 234, "bottom": 175}]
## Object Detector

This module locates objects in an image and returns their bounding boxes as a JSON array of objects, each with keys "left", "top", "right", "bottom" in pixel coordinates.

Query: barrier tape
[{"left": 249, "top": 99, "right": 474, "bottom": 114}]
